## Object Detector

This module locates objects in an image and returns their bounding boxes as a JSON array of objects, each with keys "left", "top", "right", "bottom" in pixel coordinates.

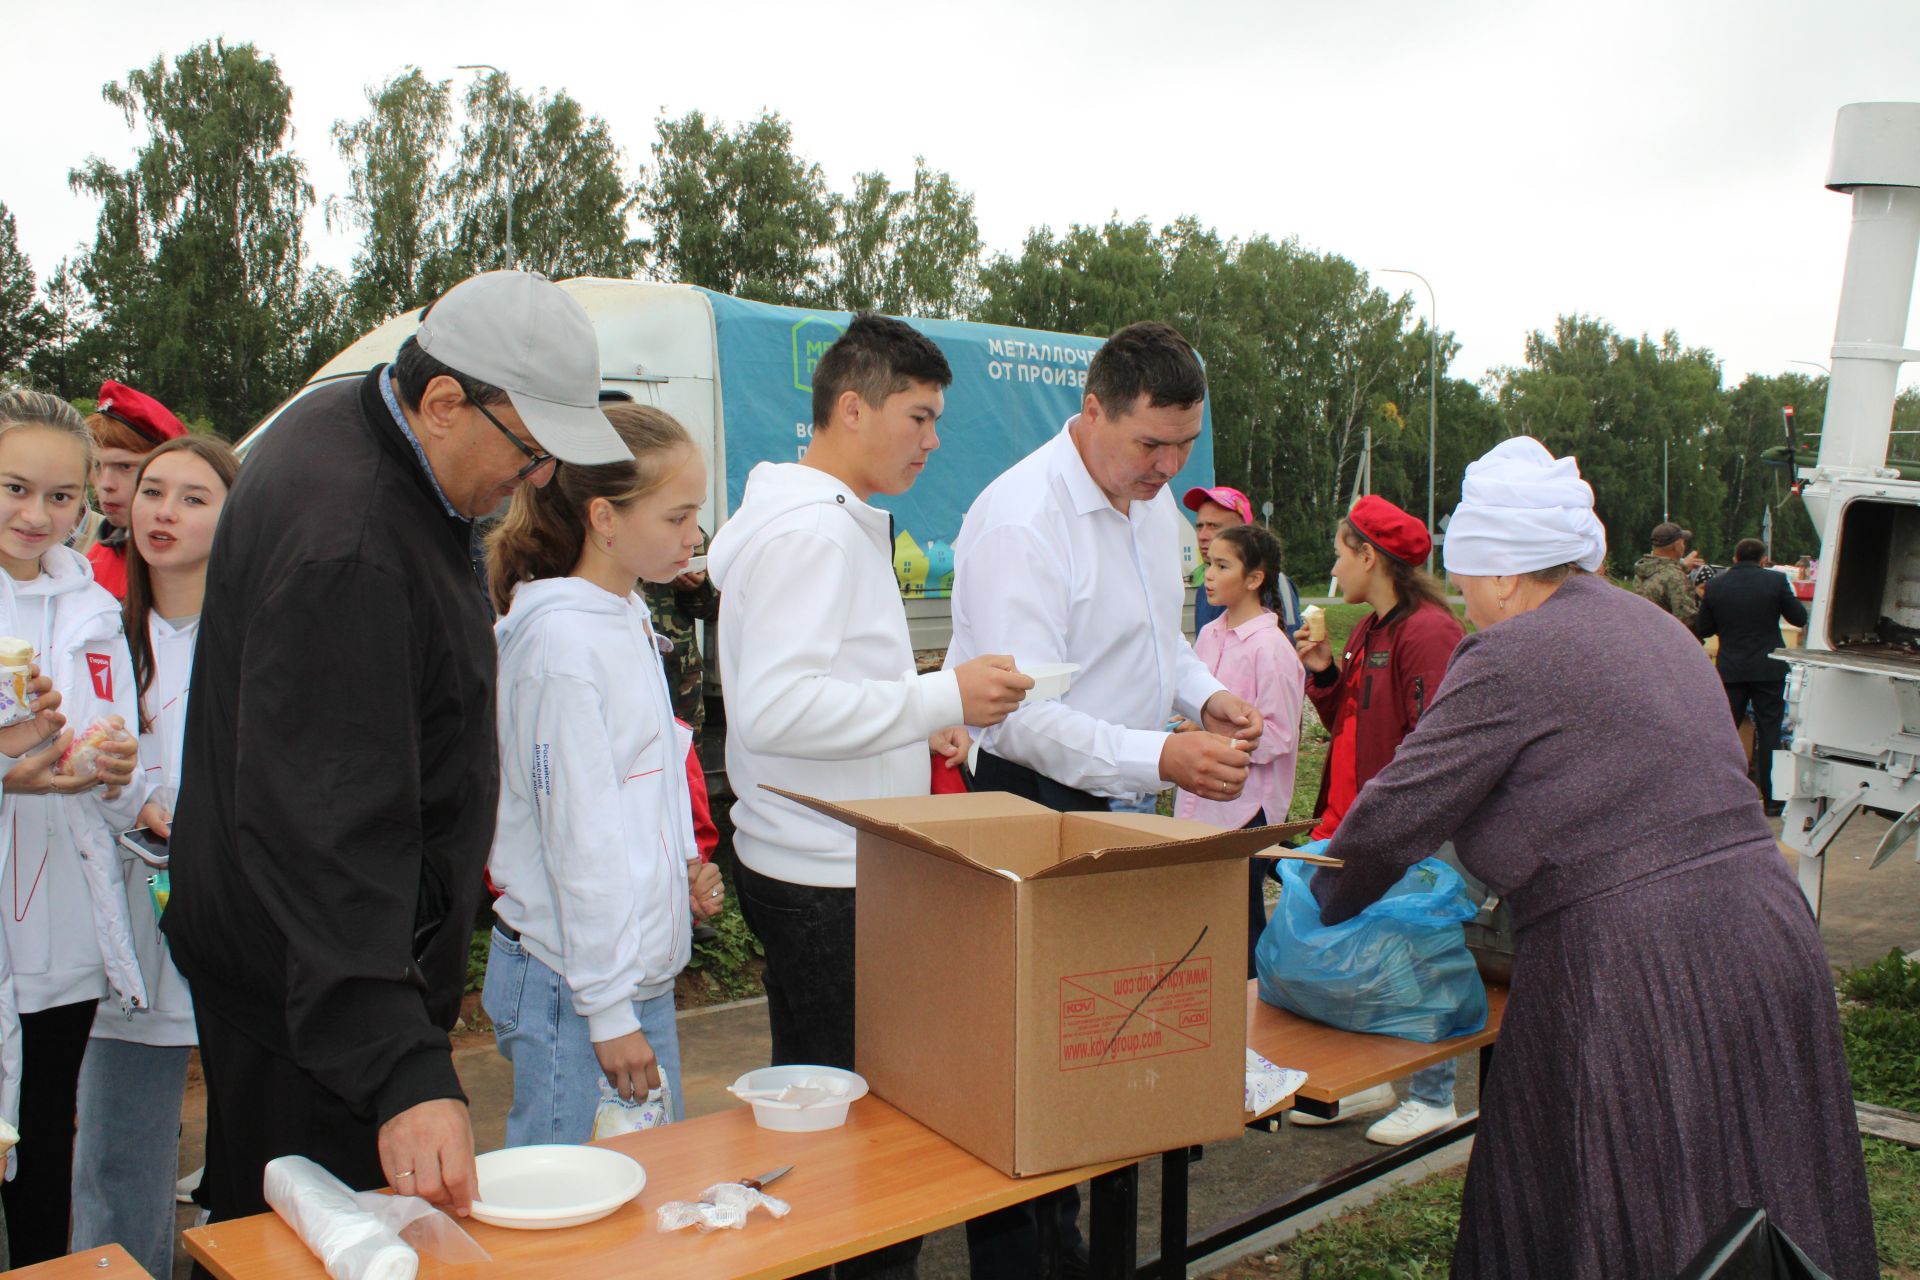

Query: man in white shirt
[
  {"left": 947, "top": 320, "right": 1261, "bottom": 1278},
  {"left": 708, "top": 313, "right": 1030, "bottom": 1279}
]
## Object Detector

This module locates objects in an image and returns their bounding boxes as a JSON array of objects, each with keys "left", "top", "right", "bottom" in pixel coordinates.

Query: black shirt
[{"left": 1694, "top": 561, "right": 1810, "bottom": 683}]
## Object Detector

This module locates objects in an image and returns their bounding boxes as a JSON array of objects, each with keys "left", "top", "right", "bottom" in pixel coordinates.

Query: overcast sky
[{"left": 7, "top": 0, "right": 1920, "bottom": 388}]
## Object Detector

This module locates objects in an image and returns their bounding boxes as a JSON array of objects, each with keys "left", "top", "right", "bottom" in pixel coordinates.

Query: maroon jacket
[{"left": 1306, "top": 598, "right": 1465, "bottom": 821}]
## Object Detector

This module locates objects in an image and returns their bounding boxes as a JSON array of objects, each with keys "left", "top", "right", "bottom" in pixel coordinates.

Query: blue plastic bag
[{"left": 1256, "top": 856, "right": 1488, "bottom": 1042}]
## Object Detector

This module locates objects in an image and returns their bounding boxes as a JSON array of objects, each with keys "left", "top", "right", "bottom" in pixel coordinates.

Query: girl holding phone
[{"left": 69, "top": 436, "right": 238, "bottom": 1280}]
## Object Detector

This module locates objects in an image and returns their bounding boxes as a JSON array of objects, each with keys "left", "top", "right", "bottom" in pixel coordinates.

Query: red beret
[
  {"left": 94, "top": 381, "right": 187, "bottom": 447},
  {"left": 1348, "top": 495, "right": 1431, "bottom": 565}
]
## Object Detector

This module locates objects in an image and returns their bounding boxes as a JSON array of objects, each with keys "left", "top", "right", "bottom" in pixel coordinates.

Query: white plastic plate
[{"left": 469, "top": 1144, "right": 647, "bottom": 1230}]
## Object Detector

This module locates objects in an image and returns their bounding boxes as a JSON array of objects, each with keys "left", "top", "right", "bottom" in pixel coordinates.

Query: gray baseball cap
[{"left": 415, "top": 271, "right": 629, "bottom": 465}]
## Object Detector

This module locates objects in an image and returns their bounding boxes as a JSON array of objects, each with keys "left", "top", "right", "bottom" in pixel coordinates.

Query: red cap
[
  {"left": 1182, "top": 485, "right": 1253, "bottom": 524},
  {"left": 94, "top": 381, "right": 187, "bottom": 447},
  {"left": 1348, "top": 495, "right": 1431, "bottom": 565}
]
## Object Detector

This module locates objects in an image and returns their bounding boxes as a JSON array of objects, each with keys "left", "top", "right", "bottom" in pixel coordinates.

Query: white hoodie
[
  {"left": 91, "top": 612, "right": 198, "bottom": 1047},
  {"left": 708, "top": 462, "right": 964, "bottom": 889},
  {"left": 0, "top": 546, "right": 145, "bottom": 1018},
  {"left": 489, "top": 577, "right": 694, "bottom": 1043}
]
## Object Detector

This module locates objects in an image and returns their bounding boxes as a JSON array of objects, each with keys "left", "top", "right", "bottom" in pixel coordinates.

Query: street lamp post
[
  {"left": 1380, "top": 268, "right": 1438, "bottom": 571},
  {"left": 456, "top": 63, "right": 515, "bottom": 268}
]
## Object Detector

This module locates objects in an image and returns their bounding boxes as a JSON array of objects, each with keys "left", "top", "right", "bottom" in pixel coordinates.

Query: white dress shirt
[{"left": 947, "top": 419, "right": 1225, "bottom": 798}]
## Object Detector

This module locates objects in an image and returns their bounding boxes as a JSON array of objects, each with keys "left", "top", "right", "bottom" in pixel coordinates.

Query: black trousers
[
  {"left": 1723, "top": 679, "right": 1787, "bottom": 805},
  {"left": 1246, "top": 810, "right": 1272, "bottom": 980},
  {"left": 190, "top": 992, "right": 387, "bottom": 1277},
  {"left": 733, "top": 859, "right": 921, "bottom": 1280},
  {"left": 1, "top": 1000, "right": 96, "bottom": 1266},
  {"left": 963, "top": 752, "right": 1097, "bottom": 1279}
]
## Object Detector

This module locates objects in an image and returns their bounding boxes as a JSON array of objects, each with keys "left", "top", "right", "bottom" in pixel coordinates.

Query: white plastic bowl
[
  {"left": 469, "top": 1144, "right": 647, "bottom": 1230},
  {"left": 1019, "top": 662, "right": 1079, "bottom": 704},
  {"left": 730, "top": 1065, "right": 869, "bottom": 1132}
]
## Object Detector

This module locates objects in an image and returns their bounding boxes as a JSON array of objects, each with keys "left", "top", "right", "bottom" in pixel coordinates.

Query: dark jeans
[
  {"left": 733, "top": 859, "right": 921, "bottom": 1280},
  {"left": 1724, "top": 679, "right": 1787, "bottom": 805},
  {"left": 1, "top": 1000, "right": 95, "bottom": 1266},
  {"left": 964, "top": 752, "right": 1096, "bottom": 1279}
]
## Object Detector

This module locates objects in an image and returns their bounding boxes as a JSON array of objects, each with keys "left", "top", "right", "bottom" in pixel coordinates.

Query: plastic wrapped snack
[
  {"left": 590, "top": 1077, "right": 673, "bottom": 1139},
  {"left": 656, "top": 1182, "right": 791, "bottom": 1233},
  {"left": 57, "top": 715, "right": 129, "bottom": 779}
]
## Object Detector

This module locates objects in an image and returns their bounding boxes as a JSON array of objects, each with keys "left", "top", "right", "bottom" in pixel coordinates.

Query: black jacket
[
  {"left": 1694, "top": 561, "right": 1809, "bottom": 683},
  {"left": 164, "top": 369, "right": 498, "bottom": 1125}
]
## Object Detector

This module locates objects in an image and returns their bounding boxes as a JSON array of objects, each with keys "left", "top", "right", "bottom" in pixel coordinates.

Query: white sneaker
[
  {"left": 176, "top": 1165, "right": 203, "bottom": 1204},
  {"left": 1365, "top": 1098, "right": 1458, "bottom": 1146},
  {"left": 1288, "top": 1082, "right": 1397, "bottom": 1127}
]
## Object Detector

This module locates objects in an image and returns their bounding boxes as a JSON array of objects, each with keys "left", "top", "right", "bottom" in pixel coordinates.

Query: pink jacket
[{"left": 1175, "top": 611, "right": 1306, "bottom": 829}]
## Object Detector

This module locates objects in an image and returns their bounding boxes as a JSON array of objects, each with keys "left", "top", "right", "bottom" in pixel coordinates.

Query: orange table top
[
  {"left": 184, "top": 984, "right": 1510, "bottom": 1278},
  {"left": 1244, "top": 980, "right": 1508, "bottom": 1115},
  {"left": 182, "top": 1099, "right": 1129, "bottom": 1280},
  {"left": 7, "top": 1243, "right": 151, "bottom": 1278}
]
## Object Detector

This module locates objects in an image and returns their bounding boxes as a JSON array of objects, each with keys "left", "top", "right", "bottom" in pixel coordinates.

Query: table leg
[
  {"left": 1158, "top": 1147, "right": 1196, "bottom": 1279},
  {"left": 1087, "top": 1163, "right": 1140, "bottom": 1280}
]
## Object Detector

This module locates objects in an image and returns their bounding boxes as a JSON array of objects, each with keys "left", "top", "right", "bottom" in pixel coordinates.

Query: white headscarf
[{"left": 1442, "top": 437, "right": 1607, "bottom": 577}]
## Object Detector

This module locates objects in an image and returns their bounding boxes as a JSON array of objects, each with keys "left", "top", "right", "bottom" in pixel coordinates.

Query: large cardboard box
[{"left": 777, "top": 789, "right": 1318, "bottom": 1177}]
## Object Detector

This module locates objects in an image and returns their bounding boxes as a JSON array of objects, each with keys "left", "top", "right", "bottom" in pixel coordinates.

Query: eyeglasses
[{"left": 470, "top": 399, "right": 554, "bottom": 483}]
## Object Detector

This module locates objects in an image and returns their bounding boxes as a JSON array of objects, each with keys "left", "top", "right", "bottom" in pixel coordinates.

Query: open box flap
[
  {"left": 1028, "top": 816, "right": 1327, "bottom": 879},
  {"left": 765, "top": 787, "right": 1054, "bottom": 875}
]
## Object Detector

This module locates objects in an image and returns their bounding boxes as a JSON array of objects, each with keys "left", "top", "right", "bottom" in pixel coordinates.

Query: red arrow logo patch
[{"left": 86, "top": 652, "right": 113, "bottom": 701}]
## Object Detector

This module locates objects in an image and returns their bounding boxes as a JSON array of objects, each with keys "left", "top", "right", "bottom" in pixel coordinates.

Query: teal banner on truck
[{"left": 701, "top": 290, "right": 1215, "bottom": 598}]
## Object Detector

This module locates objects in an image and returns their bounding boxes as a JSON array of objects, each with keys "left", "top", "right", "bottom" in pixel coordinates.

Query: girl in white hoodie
[
  {"left": 70, "top": 435, "right": 238, "bottom": 1280},
  {"left": 483, "top": 403, "right": 721, "bottom": 1146},
  {"left": 0, "top": 390, "right": 143, "bottom": 1267}
]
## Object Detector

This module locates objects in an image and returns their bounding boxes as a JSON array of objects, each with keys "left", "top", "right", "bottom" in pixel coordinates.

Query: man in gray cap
[
  {"left": 165, "top": 271, "right": 626, "bottom": 1234},
  {"left": 1632, "top": 521, "right": 1703, "bottom": 625}
]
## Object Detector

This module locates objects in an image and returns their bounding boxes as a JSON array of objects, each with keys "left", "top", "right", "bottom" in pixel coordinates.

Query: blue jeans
[
  {"left": 1409, "top": 1060, "right": 1456, "bottom": 1107},
  {"left": 70, "top": 1037, "right": 192, "bottom": 1280},
  {"left": 483, "top": 929, "right": 682, "bottom": 1147},
  {"left": 1107, "top": 792, "right": 1159, "bottom": 814}
]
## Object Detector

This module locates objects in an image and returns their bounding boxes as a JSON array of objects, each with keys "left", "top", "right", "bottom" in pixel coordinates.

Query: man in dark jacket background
[
  {"left": 1694, "top": 537, "right": 1809, "bottom": 816},
  {"left": 164, "top": 270, "right": 627, "bottom": 1233}
]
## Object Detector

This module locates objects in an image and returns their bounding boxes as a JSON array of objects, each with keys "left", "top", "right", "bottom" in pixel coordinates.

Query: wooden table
[
  {"left": 1248, "top": 981, "right": 1509, "bottom": 1120},
  {"left": 6, "top": 1243, "right": 151, "bottom": 1278},
  {"left": 1147, "top": 980, "right": 1511, "bottom": 1278},
  {"left": 183, "top": 1098, "right": 1132, "bottom": 1280}
]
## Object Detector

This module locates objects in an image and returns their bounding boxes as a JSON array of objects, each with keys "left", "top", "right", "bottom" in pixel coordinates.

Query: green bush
[
  {"left": 1840, "top": 947, "right": 1920, "bottom": 1012},
  {"left": 687, "top": 895, "right": 765, "bottom": 1000},
  {"left": 1838, "top": 949, "right": 1920, "bottom": 1111}
]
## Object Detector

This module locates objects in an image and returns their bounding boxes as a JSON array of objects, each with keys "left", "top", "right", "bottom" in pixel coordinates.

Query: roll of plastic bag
[{"left": 264, "top": 1156, "right": 490, "bottom": 1280}]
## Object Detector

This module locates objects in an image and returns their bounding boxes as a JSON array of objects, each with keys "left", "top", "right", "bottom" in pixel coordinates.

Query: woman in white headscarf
[{"left": 1305, "top": 438, "right": 1875, "bottom": 1280}]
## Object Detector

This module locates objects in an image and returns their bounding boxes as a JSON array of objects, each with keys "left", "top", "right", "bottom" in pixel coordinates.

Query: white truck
[
  {"left": 242, "top": 280, "right": 1207, "bottom": 651},
  {"left": 1777, "top": 102, "right": 1920, "bottom": 916}
]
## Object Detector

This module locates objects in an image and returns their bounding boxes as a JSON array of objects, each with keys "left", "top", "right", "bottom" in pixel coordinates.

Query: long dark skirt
[{"left": 1453, "top": 842, "right": 1877, "bottom": 1279}]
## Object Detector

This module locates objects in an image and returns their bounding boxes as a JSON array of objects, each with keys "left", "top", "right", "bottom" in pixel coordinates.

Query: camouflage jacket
[
  {"left": 1631, "top": 553, "right": 1699, "bottom": 625},
  {"left": 642, "top": 577, "right": 721, "bottom": 735}
]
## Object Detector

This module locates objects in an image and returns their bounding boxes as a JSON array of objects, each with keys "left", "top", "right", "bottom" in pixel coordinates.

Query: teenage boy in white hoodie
[{"left": 711, "top": 318, "right": 1029, "bottom": 1274}]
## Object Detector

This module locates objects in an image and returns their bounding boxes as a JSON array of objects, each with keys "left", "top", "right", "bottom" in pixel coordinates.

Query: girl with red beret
[{"left": 1288, "top": 494, "right": 1466, "bottom": 1146}]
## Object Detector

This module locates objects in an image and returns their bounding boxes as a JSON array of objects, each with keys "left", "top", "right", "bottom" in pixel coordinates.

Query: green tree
[
  {"left": 329, "top": 68, "right": 459, "bottom": 327},
  {"left": 446, "top": 72, "right": 642, "bottom": 280},
  {"left": 24, "top": 259, "right": 113, "bottom": 396},
  {"left": 0, "top": 202, "right": 50, "bottom": 374},
  {"left": 66, "top": 40, "right": 346, "bottom": 432},
  {"left": 1719, "top": 372, "right": 1821, "bottom": 562},
  {"left": 1496, "top": 316, "right": 1727, "bottom": 569},
  {"left": 824, "top": 159, "right": 983, "bottom": 318},
  {"left": 640, "top": 110, "right": 833, "bottom": 303},
  {"left": 980, "top": 221, "right": 1445, "bottom": 579}
]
